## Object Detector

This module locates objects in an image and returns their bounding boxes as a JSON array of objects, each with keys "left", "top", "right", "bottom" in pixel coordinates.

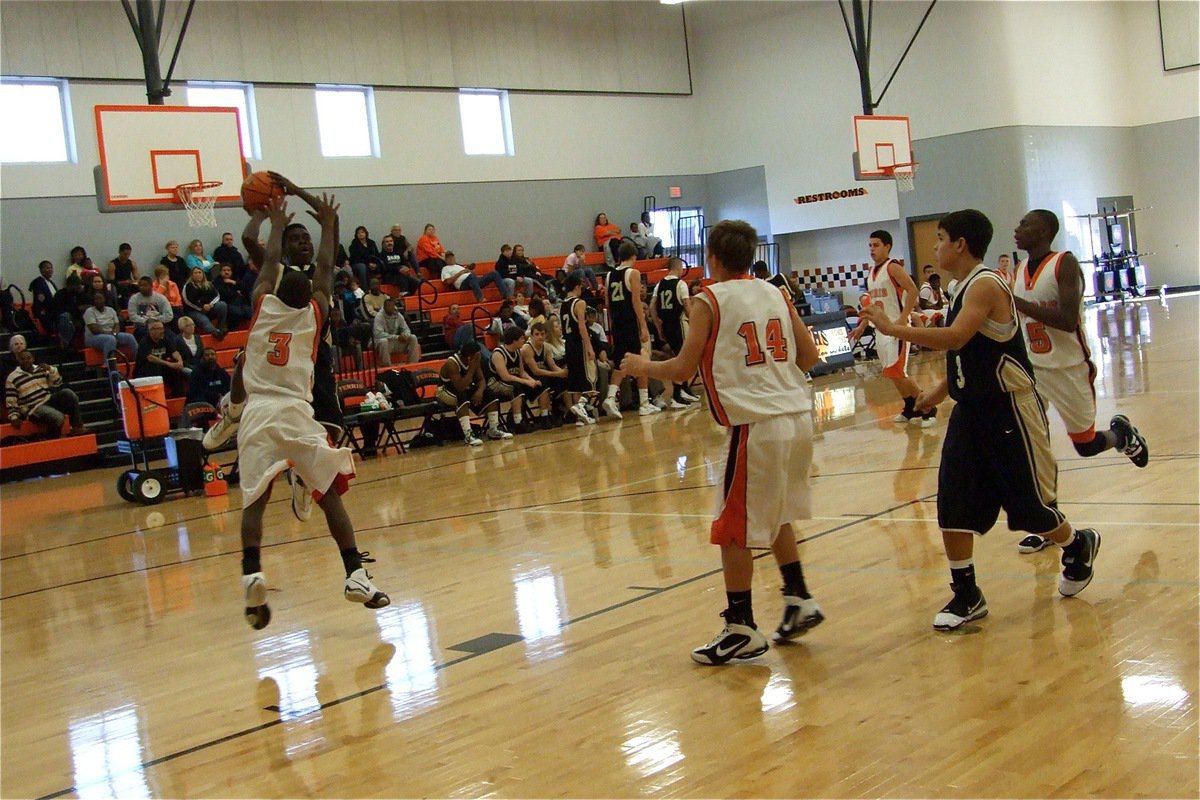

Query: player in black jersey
[
  {"left": 650, "top": 257, "right": 698, "bottom": 408},
  {"left": 752, "top": 260, "right": 798, "bottom": 303},
  {"left": 602, "top": 242, "right": 660, "bottom": 419},
  {"left": 521, "top": 321, "right": 567, "bottom": 428},
  {"left": 487, "top": 326, "right": 542, "bottom": 433},
  {"left": 560, "top": 275, "right": 598, "bottom": 425},
  {"left": 860, "top": 209, "right": 1101, "bottom": 631}
]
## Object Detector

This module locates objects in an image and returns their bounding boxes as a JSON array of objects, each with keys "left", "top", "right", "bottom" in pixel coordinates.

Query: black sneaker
[
  {"left": 1060, "top": 528, "right": 1101, "bottom": 597},
  {"left": 773, "top": 594, "right": 825, "bottom": 642},
  {"left": 1110, "top": 415, "right": 1149, "bottom": 468},
  {"left": 932, "top": 583, "right": 988, "bottom": 630},
  {"left": 1017, "top": 534, "right": 1052, "bottom": 554},
  {"left": 691, "top": 611, "right": 769, "bottom": 665}
]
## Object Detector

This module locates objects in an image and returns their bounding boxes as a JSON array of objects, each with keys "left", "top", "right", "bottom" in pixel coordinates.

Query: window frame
[
  {"left": 0, "top": 76, "right": 77, "bottom": 165},
  {"left": 185, "top": 80, "right": 261, "bottom": 159},
  {"left": 458, "top": 88, "right": 515, "bottom": 157},
  {"left": 314, "top": 84, "right": 381, "bottom": 159}
]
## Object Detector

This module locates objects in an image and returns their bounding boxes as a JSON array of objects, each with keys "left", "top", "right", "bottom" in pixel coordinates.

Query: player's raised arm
[
  {"left": 242, "top": 208, "right": 268, "bottom": 271},
  {"left": 252, "top": 196, "right": 292, "bottom": 303},
  {"left": 308, "top": 193, "right": 340, "bottom": 307}
]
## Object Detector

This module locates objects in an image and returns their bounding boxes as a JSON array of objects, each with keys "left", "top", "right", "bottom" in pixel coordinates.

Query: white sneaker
[
  {"left": 668, "top": 398, "right": 690, "bottom": 410},
  {"left": 651, "top": 395, "right": 668, "bottom": 410},
  {"left": 344, "top": 567, "right": 390, "bottom": 609},
  {"left": 773, "top": 596, "right": 825, "bottom": 642},
  {"left": 679, "top": 388, "right": 700, "bottom": 403},
  {"left": 892, "top": 412, "right": 910, "bottom": 424},
  {"left": 243, "top": 572, "right": 271, "bottom": 630},
  {"left": 465, "top": 432, "right": 484, "bottom": 446},
  {"left": 487, "top": 426, "right": 514, "bottom": 440},
  {"left": 602, "top": 397, "right": 622, "bottom": 419},
  {"left": 287, "top": 469, "right": 312, "bottom": 522},
  {"left": 203, "top": 404, "right": 241, "bottom": 450},
  {"left": 638, "top": 402, "right": 661, "bottom": 416},
  {"left": 575, "top": 402, "right": 597, "bottom": 425},
  {"left": 691, "top": 612, "right": 769, "bottom": 665},
  {"left": 919, "top": 414, "right": 937, "bottom": 429}
]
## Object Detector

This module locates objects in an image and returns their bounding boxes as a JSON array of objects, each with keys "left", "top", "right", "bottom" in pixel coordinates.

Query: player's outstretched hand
[
  {"left": 307, "top": 193, "right": 340, "bottom": 226},
  {"left": 858, "top": 303, "right": 892, "bottom": 334},
  {"left": 621, "top": 352, "right": 650, "bottom": 377},
  {"left": 266, "top": 195, "right": 293, "bottom": 226},
  {"left": 914, "top": 386, "right": 944, "bottom": 414},
  {"left": 267, "top": 171, "right": 300, "bottom": 196}
]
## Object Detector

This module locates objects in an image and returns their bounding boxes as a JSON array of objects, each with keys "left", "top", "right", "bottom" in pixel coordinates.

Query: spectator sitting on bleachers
[
  {"left": 594, "top": 213, "right": 621, "bottom": 267},
  {"left": 174, "top": 315, "right": 202, "bottom": 369},
  {"left": 545, "top": 313, "right": 567, "bottom": 363},
  {"left": 380, "top": 235, "right": 422, "bottom": 295},
  {"left": 151, "top": 265, "right": 184, "bottom": 322},
  {"left": 127, "top": 276, "right": 173, "bottom": 337},
  {"left": 83, "top": 290, "right": 136, "bottom": 362},
  {"left": 511, "top": 244, "right": 551, "bottom": 298},
  {"left": 106, "top": 243, "right": 140, "bottom": 300},
  {"left": 2, "top": 334, "right": 27, "bottom": 388},
  {"left": 187, "top": 346, "right": 230, "bottom": 407},
  {"left": 330, "top": 301, "right": 370, "bottom": 371},
  {"left": 438, "top": 339, "right": 510, "bottom": 446},
  {"left": 348, "top": 226, "right": 381, "bottom": 287},
  {"left": 64, "top": 246, "right": 92, "bottom": 282},
  {"left": 629, "top": 221, "right": 664, "bottom": 259},
  {"left": 29, "top": 260, "right": 58, "bottom": 335},
  {"left": 520, "top": 321, "right": 567, "bottom": 427},
  {"left": 360, "top": 277, "right": 387, "bottom": 323},
  {"left": 526, "top": 296, "right": 547, "bottom": 328},
  {"left": 5, "top": 348, "right": 85, "bottom": 436},
  {"left": 443, "top": 303, "right": 464, "bottom": 347},
  {"left": 183, "top": 267, "right": 228, "bottom": 339},
  {"left": 51, "top": 275, "right": 88, "bottom": 352},
  {"left": 160, "top": 240, "right": 189, "bottom": 288},
  {"left": 135, "top": 319, "right": 186, "bottom": 397},
  {"left": 387, "top": 224, "right": 417, "bottom": 269},
  {"left": 185, "top": 239, "right": 217, "bottom": 277},
  {"left": 372, "top": 298, "right": 421, "bottom": 366},
  {"left": 564, "top": 244, "right": 598, "bottom": 291},
  {"left": 214, "top": 264, "right": 252, "bottom": 328},
  {"left": 495, "top": 244, "right": 521, "bottom": 294},
  {"left": 487, "top": 326, "right": 542, "bottom": 433},
  {"left": 213, "top": 232, "right": 247, "bottom": 277},
  {"left": 441, "top": 252, "right": 508, "bottom": 302},
  {"left": 417, "top": 223, "right": 448, "bottom": 276},
  {"left": 88, "top": 273, "right": 119, "bottom": 311},
  {"left": 488, "top": 300, "right": 528, "bottom": 339}
]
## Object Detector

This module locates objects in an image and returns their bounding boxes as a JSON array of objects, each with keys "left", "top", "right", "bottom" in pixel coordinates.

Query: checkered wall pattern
[{"left": 796, "top": 259, "right": 906, "bottom": 292}]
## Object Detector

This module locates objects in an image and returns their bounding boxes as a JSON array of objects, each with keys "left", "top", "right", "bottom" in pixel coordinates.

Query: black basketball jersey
[
  {"left": 525, "top": 341, "right": 549, "bottom": 370},
  {"left": 655, "top": 276, "right": 684, "bottom": 331},
  {"left": 606, "top": 267, "right": 637, "bottom": 332},
  {"left": 768, "top": 273, "right": 795, "bottom": 300},
  {"left": 442, "top": 353, "right": 479, "bottom": 392},
  {"left": 489, "top": 346, "right": 522, "bottom": 381},
  {"left": 561, "top": 296, "right": 585, "bottom": 345},
  {"left": 946, "top": 267, "right": 1037, "bottom": 403}
]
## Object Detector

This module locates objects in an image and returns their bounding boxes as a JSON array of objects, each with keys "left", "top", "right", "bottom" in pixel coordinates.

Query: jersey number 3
[
  {"left": 266, "top": 332, "right": 292, "bottom": 366},
  {"left": 738, "top": 319, "right": 788, "bottom": 366}
]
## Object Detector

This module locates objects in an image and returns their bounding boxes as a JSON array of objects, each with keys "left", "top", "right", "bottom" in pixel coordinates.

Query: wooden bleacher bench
[
  {"left": 0, "top": 416, "right": 98, "bottom": 470},
  {"left": 200, "top": 329, "right": 249, "bottom": 351}
]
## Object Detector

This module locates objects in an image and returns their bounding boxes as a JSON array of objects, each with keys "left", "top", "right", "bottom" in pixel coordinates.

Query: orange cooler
[{"left": 119, "top": 376, "right": 170, "bottom": 439}]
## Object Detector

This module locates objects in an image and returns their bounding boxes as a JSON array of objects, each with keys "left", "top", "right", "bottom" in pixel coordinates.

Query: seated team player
[
  {"left": 487, "top": 327, "right": 542, "bottom": 433},
  {"left": 1010, "top": 209, "right": 1149, "bottom": 554},
  {"left": 520, "top": 321, "right": 567, "bottom": 429},
  {"left": 238, "top": 193, "right": 389, "bottom": 630},
  {"left": 914, "top": 266, "right": 946, "bottom": 328},
  {"left": 438, "top": 339, "right": 512, "bottom": 446}
]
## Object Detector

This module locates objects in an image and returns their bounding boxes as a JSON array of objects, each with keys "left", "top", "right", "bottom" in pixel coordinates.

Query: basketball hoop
[
  {"left": 882, "top": 163, "right": 918, "bottom": 193},
  {"left": 175, "top": 180, "right": 222, "bottom": 228}
]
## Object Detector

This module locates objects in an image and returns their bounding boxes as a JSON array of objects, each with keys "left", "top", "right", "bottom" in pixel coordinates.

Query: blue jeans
[
  {"left": 477, "top": 270, "right": 513, "bottom": 299},
  {"left": 85, "top": 330, "right": 137, "bottom": 359},
  {"left": 56, "top": 313, "right": 76, "bottom": 349},
  {"left": 350, "top": 262, "right": 370, "bottom": 288},
  {"left": 186, "top": 302, "right": 228, "bottom": 334},
  {"left": 570, "top": 267, "right": 597, "bottom": 287}
]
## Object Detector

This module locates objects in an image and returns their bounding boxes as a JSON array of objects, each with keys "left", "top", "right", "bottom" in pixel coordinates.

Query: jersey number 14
[{"left": 738, "top": 319, "right": 788, "bottom": 366}]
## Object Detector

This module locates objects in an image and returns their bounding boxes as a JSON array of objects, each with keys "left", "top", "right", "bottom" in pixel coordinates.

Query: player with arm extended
[
  {"left": 859, "top": 209, "right": 1101, "bottom": 630},
  {"left": 622, "top": 220, "right": 824, "bottom": 664}
]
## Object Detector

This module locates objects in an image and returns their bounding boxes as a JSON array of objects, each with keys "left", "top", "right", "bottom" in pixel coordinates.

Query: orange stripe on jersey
[
  {"left": 1023, "top": 251, "right": 1058, "bottom": 291},
  {"left": 710, "top": 424, "right": 750, "bottom": 548},
  {"left": 698, "top": 286, "right": 731, "bottom": 427},
  {"left": 247, "top": 292, "right": 268, "bottom": 331}
]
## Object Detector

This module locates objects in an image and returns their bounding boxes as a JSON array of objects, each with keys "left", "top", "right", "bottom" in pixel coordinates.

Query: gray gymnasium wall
[
  {"left": 704, "top": 166, "right": 771, "bottom": 240},
  {"left": 1132, "top": 117, "right": 1200, "bottom": 289}
]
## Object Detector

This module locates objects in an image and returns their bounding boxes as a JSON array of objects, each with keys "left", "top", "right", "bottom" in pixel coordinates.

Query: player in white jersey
[
  {"left": 1010, "top": 209, "right": 1149, "bottom": 553},
  {"left": 850, "top": 230, "right": 936, "bottom": 427},
  {"left": 622, "top": 220, "right": 824, "bottom": 665},
  {"left": 237, "top": 195, "right": 389, "bottom": 630}
]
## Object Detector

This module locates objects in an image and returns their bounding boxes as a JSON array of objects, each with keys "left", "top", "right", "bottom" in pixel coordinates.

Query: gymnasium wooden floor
[{"left": 2, "top": 295, "right": 1196, "bottom": 799}]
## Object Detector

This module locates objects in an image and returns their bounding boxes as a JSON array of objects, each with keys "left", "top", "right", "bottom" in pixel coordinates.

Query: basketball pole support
[
  {"left": 119, "top": 0, "right": 197, "bottom": 105},
  {"left": 838, "top": 0, "right": 938, "bottom": 116}
]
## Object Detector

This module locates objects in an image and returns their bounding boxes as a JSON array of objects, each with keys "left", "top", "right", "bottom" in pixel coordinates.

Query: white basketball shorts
[{"left": 1033, "top": 361, "right": 1098, "bottom": 443}]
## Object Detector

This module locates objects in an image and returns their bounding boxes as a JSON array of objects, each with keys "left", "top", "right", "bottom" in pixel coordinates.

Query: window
[
  {"left": 186, "top": 81, "right": 260, "bottom": 159},
  {"left": 0, "top": 78, "right": 75, "bottom": 164},
  {"left": 458, "top": 89, "right": 513, "bottom": 156},
  {"left": 314, "top": 85, "right": 379, "bottom": 158}
]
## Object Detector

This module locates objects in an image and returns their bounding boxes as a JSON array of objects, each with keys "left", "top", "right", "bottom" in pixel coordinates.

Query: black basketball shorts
[{"left": 609, "top": 332, "right": 643, "bottom": 368}]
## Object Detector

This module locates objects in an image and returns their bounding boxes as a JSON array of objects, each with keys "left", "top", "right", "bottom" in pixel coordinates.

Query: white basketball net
[
  {"left": 176, "top": 181, "right": 222, "bottom": 228},
  {"left": 892, "top": 166, "right": 916, "bottom": 193}
]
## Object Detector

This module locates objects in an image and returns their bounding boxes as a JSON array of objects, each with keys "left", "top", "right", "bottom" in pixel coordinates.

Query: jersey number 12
[{"left": 738, "top": 319, "right": 788, "bottom": 366}]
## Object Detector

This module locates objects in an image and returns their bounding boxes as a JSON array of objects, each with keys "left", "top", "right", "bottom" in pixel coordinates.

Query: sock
[
  {"left": 340, "top": 546, "right": 362, "bottom": 577},
  {"left": 487, "top": 410, "right": 500, "bottom": 429},
  {"left": 779, "top": 561, "right": 810, "bottom": 599},
  {"left": 458, "top": 416, "right": 473, "bottom": 436},
  {"left": 638, "top": 388, "right": 649, "bottom": 405},
  {"left": 726, "top": 590, "right": 755, "bottom": 627},
  {"left": 1059, "top": 528, "right": 1078, "bottom": 549},
  {"left": 606, "top": 385, "right": 618, "bottom": 400},
  {"left": 902, "top": 395, "right": 915, "bottom": 416},
  {"left": 1103, "top": 425, "right": 1124, "bottom": 449},
  {"left": 948, "top": 558, "right": 976, "bottom": 593},
  {"left": 513, "top": 411, "right": 523, "bottom": 423},
  {"left": 242, "top": 547, "right": 261, "bottom": 575}
]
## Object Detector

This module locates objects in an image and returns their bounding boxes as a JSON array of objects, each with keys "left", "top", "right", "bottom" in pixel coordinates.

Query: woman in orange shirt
[
  {"left": 593, "top": 213, "right": 621, "bottom": 266},
  {"left": 417, "top": 223, "right": 447, "bottom": 277},
  {"left": 152, "top": 264, "right": 185, "bottom": 320}
]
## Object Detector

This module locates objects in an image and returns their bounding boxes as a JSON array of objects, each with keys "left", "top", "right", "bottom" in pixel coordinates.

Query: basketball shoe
[
  {"left": 287, "top": 469, "right": 312, "bottom": 522},
  {"left": 1059, "top": 528, "right": 1101, "bottom": 597},
  {"left": 602, "top": 396, "right": 622, "bottom": 420},
  {"left": 243, "top": 572, "right": 271, "bottom": 630},
  {"left": 344, "top": 567, "right": 391, "bottom": 609},
  {"left": 679, "top": 387, "right": 700, "bottom": 403},
  {"left": 203, "top": 395, "right": 242, "bottom": 451},
  {"left": 933, "top": 584, "right": 987, "bottom": 630},
  {"left": 638, "top": 401, "right": 662, "bottom": 416},
  {"left": 773, "top": 594, "right": 825, "bottom": 642},
  {"left": 691, "top": 611, "right": 769, "bottom": 665},
  {"left": 1109, "top": 415, "right": 1149, "bottom": 468},
  {"left": 1016, "top": 534, "right": 1052, "bottom": 553},
  {"left": 486, "top": 425, "right": 514, "bottom": 440},
  {"left": 465, "top": 430, "right": 484, "bottom": 446}
]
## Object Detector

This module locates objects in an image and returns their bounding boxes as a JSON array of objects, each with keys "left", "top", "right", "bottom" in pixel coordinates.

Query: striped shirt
[{"left": 5, "top": 364, "right": 62, "bottom": 421}]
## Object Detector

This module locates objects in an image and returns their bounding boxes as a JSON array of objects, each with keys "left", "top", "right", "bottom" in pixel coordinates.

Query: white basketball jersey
[
  {"left": 243, "top": 294, "right": 322, "bottom": 402},
  {"left": 1012, "top": 251, "right": 1088, "bottom": 369},
  {"left": 696, "top": 277, "right": 811, "bottom": 427},
  {"left": 865, "top": 259, "right": 905, "bottom": 319}
]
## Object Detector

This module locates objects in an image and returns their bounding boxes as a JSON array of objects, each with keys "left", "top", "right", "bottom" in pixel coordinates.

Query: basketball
[{"left": 240, "top": 171, "right": 283, "bottom": 212}]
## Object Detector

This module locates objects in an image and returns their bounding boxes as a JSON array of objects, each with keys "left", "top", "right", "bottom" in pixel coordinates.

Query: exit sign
[{"left": 669, "top": 186, "right": 682, "bottom": 199}]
